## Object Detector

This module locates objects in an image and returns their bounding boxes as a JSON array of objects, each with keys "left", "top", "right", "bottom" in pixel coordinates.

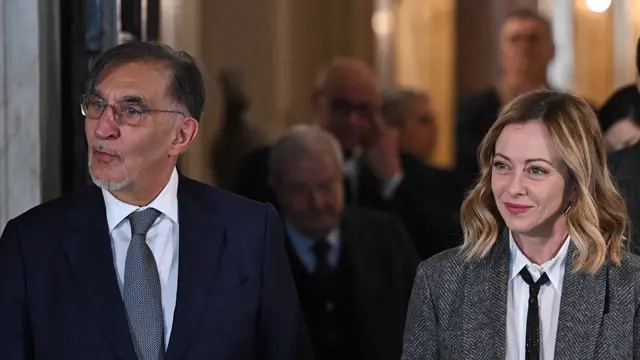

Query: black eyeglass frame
[{"left": 80, "top": 94, "right": 187, "bottom": 126}]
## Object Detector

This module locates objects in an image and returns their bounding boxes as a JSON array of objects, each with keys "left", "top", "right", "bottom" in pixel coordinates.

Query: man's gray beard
[{"left": 88, "top": 161, "right": 132, "bottom": 191}]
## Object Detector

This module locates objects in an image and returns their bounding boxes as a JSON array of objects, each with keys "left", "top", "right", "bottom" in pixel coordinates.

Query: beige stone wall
[
  {"left": 394, "top": 0, "right": 456, "bottom": 168},
  {"left": 160, "top": 0, "right": 640, "bottom": 180},
  {"left": 161, "top": 0, "right": 374, "bottom": 184},
  {"left": 572, "top": 0, "right": 614, "bottom": 106}
]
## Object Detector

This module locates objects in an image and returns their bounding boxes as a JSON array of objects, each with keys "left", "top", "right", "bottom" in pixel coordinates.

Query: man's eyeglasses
[
  {"left": 80, "top": 94, "right": 187, "bottom": 126},
  {"left": 330, "top": 97, "right": 376, "bottom": 119}
]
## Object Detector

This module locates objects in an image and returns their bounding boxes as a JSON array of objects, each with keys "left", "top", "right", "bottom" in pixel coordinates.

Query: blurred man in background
[
  {"left": 269, "top": 125, "right": 419, "bottom": 360},
  {"left": 455, "top": 9, "right": 554, "bottom": 192},
  {"left": 234, "top": 58, "right": 462, "bottom": 259}
]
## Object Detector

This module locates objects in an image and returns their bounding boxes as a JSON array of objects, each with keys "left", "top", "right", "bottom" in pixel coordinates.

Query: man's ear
[{"left": 169, "top": 117, "right": 198, "bottom": 157}]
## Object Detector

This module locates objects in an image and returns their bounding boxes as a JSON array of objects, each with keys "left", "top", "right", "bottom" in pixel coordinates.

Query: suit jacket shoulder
[
  {"left": 417, "top": 246, "right": 467, "bottom": 295},
  {"left": 421, "top": 246, "right": 466, "bottom": 271},
  {"left": 180, "top": 175, "right": 273, "bottom": 217},
  {"left": 599, "top": 84, "right": 640, "bottom": 132},
  {"left": 342, "top": 205, "right": 401, "bottom": 229},
  {"left": 5, "top": 186, "right": 98, "bottom": 236},
  {"left": 6, "top": 176, "right": 276, "bottom": 245},
  {"left": 617, "top": 250, "right": 640, "bottom": 287},
  {"left": 609, "top": 141, "right": 640, "bottom": 179},
  {"left": 342, "top": 206, "right": 417, "bottom": 253}
]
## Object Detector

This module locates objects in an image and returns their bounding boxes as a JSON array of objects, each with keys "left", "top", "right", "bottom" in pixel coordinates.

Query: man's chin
[
  {"left": 91, "top": 176, "right": 132, "bottom": 191},
  {"left": 89, "top": 168, "right": 131, "bottom": 192}
]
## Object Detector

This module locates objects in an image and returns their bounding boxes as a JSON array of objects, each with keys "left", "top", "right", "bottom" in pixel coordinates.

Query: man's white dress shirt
[{"left": 102, "top": 168, "right": 180, "bottom": 348}]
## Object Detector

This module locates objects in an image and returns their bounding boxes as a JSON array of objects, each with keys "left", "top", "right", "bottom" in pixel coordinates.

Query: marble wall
[{"left": 0, "top": 0, "right": 60, "bottom": 231}]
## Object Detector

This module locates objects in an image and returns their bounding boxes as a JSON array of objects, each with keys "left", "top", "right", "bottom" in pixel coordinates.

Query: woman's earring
[{"left": 564, "top": 201, "right": 573, "bottom": 214}]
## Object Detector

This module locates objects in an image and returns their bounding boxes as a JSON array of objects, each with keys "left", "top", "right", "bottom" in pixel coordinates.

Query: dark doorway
[{"left": 59, "top": 0, "right": 160, "bottom": 194}]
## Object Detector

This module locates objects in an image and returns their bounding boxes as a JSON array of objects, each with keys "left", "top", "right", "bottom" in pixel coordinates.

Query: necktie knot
[
  {"left": 312, "top": 238, "right": 333, "bottom": 281},
  {"left": 520, "top": 267, "right": 550, "bottom": 297},
  {"left": 129, "top": 208, "right": 161, "bottom": 236},
  {"left": 313, "top": 238, "right": 331, "bottom": 259}
]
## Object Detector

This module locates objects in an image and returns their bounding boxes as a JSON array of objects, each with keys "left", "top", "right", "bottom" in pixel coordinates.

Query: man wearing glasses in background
[
  {"left": 234, "top": 58, "right": 462, "bottom": 260},
  {"left": 0, "top": 41, "right": 311, "bottom": 360}
]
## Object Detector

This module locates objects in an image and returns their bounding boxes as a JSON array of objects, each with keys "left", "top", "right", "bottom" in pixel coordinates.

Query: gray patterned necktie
[{"left": 123, "top": 208, "right": 165, "bottom": 360}]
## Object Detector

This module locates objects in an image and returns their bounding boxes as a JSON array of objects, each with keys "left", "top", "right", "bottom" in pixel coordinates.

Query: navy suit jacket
[{"left": 0, "top": 175, "right": 313, "bottom": 360}]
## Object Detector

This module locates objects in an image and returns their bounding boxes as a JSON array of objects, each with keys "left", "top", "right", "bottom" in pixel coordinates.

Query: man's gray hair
[
  {"left": 269, "top": 124, "right": 344, "bottom": 180},
  {"left": 381, "top": 87, "right": 427, "bottom": 127}
]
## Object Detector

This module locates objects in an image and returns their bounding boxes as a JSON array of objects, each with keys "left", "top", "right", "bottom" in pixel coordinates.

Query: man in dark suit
[
  {"left": 234, "top": 58, "right": 460, "bottom": 259},
  {"left": 455, "top": 9, "right": 555, "bottom": 192},
  {"left": 268, "top": 124, "right": 420, "bottom": 360},
  {"left": 0, "top": 41, "right": 311, "bottom": 360},
  {"left": 608, "top": 37, "right": 640, "bottom": 254},
  {"left": 599, "top": 37, "right": 640, "bottom": 152}
]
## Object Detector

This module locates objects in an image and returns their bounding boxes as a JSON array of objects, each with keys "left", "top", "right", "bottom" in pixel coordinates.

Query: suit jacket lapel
[
  {"left": 341, "top": 209, "right": 381, "bottom": 297},
  {"left": 165, "top": 177, "right": 226, "bottom": 360},
  {"left": 62, "top": 187, "right": 137, "bottom": 360},
  {"left": 339, "top": 210, "right": 385, "bottom": 357},
  {"left": 462, "top": 229, "right": 509, "bottom": 360},
  {"left": 554, "top": 244, "right": 607, "bottom": 359}
]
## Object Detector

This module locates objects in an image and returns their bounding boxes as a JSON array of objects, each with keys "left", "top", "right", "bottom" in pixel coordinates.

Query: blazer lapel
[
  {"left": 341, "top": 210, "right": 382, "bottom": 302},
  {"left": 165, "top": 177, "right": 226, "bottom": 360},
  {"left": 62, "top": 187, "right": 137, "bottom": 360},
  {"left": 553, "top": 244, "right": 607, "bottom": 359},
  {"left": 339, "top": 210, "right": 386, "bottom": 356},
  {"left": 462, "top": 229, "right": 509, "bottom": 360}
]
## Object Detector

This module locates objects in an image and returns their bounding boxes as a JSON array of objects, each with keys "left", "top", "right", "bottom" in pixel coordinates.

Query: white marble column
[
  {"left": 539, "top": 0, "right": 575, "bottom": 91},
  {"left": 612, "top": 0, "right": 640, "bottom": 88},
  {"left": 372, "top": 0, "right": 395, "bottom": 89},
  {"left": 0, "top": 0, "right": 60, "bottom": 231}
]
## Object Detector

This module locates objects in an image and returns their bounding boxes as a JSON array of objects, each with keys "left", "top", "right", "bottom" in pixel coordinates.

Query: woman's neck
[{"left": 512, "top": 226, "right": 569, "bottom": 265}]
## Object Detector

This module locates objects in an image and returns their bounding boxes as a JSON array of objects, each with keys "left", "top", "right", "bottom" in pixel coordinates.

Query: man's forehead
[
  {"left": 502, "top": 17, "right": 550, "bottom": 37},
  {"left": 331, "top": 84, "right": 378, "bottom": 101},
  {"left": 325, "top": 77, "right": 379, "bottom": 104},
  {"left": 94, "top": 62, "right": 170, "bottom": 101},
  {"left": 323, "top": 63, "right": 378, "bottom": 95}
]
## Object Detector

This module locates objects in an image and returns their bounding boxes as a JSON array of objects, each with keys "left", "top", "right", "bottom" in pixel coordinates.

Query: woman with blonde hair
[{"left": 402, "top": 90, "right": 640, "bottom": 360}]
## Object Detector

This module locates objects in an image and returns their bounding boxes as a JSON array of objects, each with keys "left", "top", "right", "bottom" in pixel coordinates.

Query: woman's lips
[{"left": 503, "top": 202, "right": 533, "bottom": 215}]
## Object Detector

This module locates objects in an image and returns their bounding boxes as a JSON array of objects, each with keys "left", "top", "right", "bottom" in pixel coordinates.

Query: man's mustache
[{"left": 92, "top": 144, "right": 122, "bottom": 158}]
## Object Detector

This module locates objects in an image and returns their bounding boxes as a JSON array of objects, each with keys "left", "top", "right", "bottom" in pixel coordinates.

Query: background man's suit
[
  {"left": 609, "top": 141, "right": 640, "bottom": 254},
  {"left": 0, "top": 175, "right": 312, "bottom": 360},
  {"left": 286, "top": 207, "right": 419, "bottom": 360}
]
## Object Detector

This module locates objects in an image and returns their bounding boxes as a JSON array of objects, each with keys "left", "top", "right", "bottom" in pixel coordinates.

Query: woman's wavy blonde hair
[{"left": 460, "top": 90, "right": 628, "bottom": 273}]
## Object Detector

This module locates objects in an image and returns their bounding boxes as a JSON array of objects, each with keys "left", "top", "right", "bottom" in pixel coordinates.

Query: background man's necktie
[
  {"left": 123, "top": 208, "right": 165, "bottom": 360},
  {"left": 313, "top": 238, "right": 332, "bottom": 286},
  {"left": 519, "top": 267, "right": 549, "bottom": 360}
]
